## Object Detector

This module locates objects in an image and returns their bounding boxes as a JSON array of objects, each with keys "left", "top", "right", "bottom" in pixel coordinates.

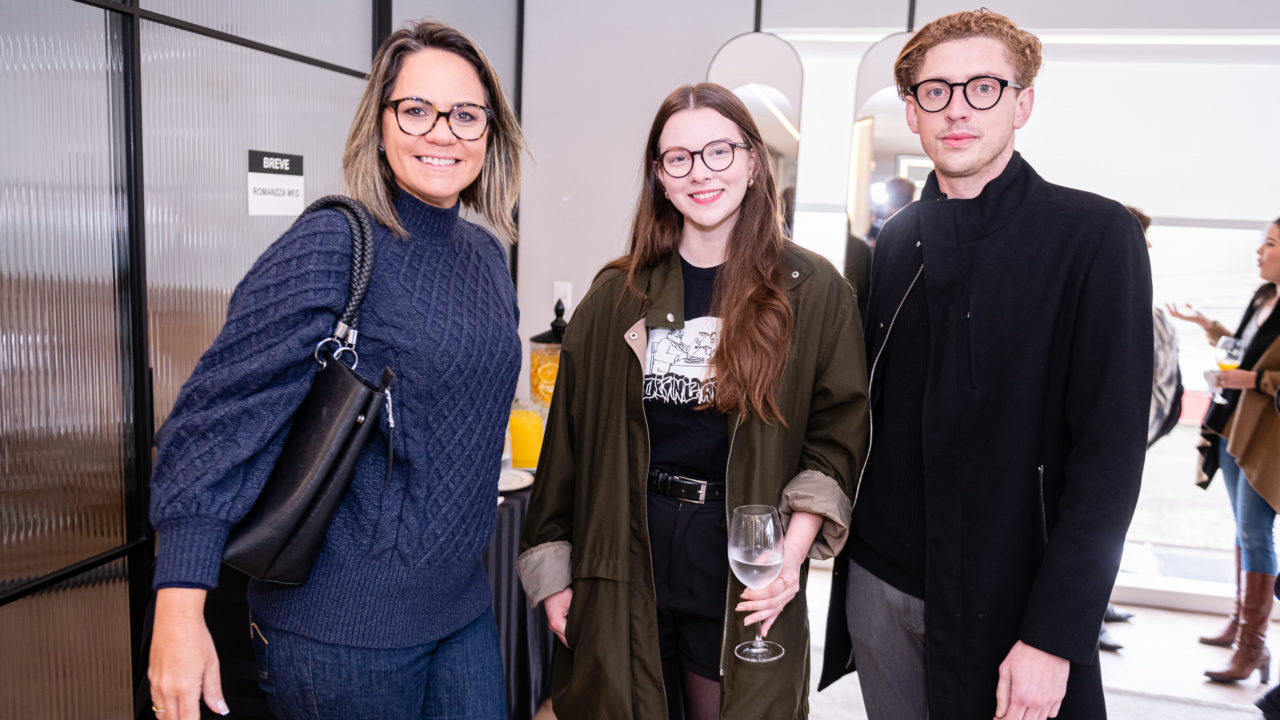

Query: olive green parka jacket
[{"left": 518, "top": 244, "right": 869, "bottom": 719}]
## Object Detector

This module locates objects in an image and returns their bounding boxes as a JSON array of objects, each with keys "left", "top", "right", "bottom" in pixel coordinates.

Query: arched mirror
[
  {"left": 847, "top": 32, "right": 920, "bottom": 242},
  {"left": 707, "top": 32, "right": 803, "bottom": 234}
]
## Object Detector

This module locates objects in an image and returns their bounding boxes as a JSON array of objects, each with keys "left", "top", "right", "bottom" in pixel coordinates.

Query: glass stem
[{"left": 755, "top": 622, "right": 764, "bottom": 645}]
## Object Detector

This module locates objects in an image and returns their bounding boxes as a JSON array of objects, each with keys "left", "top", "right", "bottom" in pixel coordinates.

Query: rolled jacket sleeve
[
  {"left": 779, "top": 469, "right": 852, "bottom": 559},
  {"left": 517, "top": 540, "right": 572, "bottom": 607}
]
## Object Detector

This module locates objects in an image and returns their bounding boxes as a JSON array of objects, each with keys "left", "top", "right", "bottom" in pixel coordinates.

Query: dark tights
[
  {"left": 681, "top": 668, "right": 721, "bottom": 720},
  {"left": 660, "top": 653, "right": 721, "bottom": 720}
]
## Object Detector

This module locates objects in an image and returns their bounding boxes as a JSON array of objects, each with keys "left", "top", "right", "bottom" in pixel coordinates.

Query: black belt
[{"left": 647, "top": 468, "right": 725, "bottom": 504}]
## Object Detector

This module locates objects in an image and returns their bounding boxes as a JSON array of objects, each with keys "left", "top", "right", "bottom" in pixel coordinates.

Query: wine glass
[
  {"left": 1212, "top": 337, "right": 1244, "bottom": 404},
  {"left": 728, "top": 504, "right": 786, "bottom": 663}
]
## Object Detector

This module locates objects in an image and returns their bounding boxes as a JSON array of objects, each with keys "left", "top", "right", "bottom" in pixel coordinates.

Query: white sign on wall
[{"left": 247, "top": 150, "right": 304, "bottom": 216}]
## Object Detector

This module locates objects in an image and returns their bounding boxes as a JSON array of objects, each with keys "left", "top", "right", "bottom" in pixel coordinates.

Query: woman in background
[
  {"left": 147, "top": 22, "right": 525, "bottom": 720},
  {"left": 518, "top": 83, "right": 868, "bottom": 719},
  {"left": 1169, "top": 217, "right": 1280, "bottom": 683}
]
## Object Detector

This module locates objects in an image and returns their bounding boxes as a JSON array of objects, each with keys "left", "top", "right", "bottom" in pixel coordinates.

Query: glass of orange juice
[{"left": 509, "top": 403, "right": 544, "bottom": 470}]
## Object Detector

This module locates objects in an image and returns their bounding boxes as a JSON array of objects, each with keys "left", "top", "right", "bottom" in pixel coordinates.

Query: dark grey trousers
[{"left": 845, "top": 557, "right": 928, "bottom": 720}]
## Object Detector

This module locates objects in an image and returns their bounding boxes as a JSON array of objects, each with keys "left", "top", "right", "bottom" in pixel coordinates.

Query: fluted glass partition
[
  {"left": 142, "top": 0, "right": 372, "bottom": 72},
  {"left": 0, "top": 0, "right": 132, "bottom": 591},
  {"left": 141, "top": 21, "right": 363, "bottom": 427},
  {"left": 0, "top": 560, "right": 132, "bottom": 718}
]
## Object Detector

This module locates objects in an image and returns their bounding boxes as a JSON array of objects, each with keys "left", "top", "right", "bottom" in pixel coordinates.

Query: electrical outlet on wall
[{"left": 553, "top": 281, "right": 572, "bottom": 313}]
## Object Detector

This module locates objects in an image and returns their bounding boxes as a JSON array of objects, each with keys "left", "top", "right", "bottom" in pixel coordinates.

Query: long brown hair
[
  {"left": 614, "top": 83, "right": 793, "bottom": 423},
  {"left": 343, "top": 21, "right": 526, "bottom": 241}
]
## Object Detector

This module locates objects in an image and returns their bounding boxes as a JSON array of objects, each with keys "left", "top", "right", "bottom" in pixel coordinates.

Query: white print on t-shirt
[{"left": 644, "top": 316, "right": 720, "bottom": 405}]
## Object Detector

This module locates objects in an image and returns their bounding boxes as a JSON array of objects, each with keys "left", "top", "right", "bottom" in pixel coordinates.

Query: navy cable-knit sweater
[{"left": 149, "top": 191, "right": 521, "bottom": 648}]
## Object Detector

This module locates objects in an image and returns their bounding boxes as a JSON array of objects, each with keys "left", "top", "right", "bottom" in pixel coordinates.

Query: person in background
[
  {"left": 1096, "top": 206, "right": 1185, "bottom": 653},
  {"left": 518, "top": 83, "right": 868, "bottom": 720},
  {"left": 146, "top": 21, "right": 525, "bottom": 720},
  {"left": 1168, "top": 217, "right": 1280, "bottom": 684},
  {"left": 1129, "top": 208, "right": 1184, "bottom": 450},
  {"left": 843, "top": 227, "right": 872, "bottom": 303},
  {"left": 866, "top": 176, "right": 917, "bottom": 247},
  {"left": 820, "top": 10, "right": 1152, "bottom": 719},
  {"left": 846, "top": 178, "right": 916, "bottom": 300},
  {"left": 847, "top": 177, "right": 915, "bottom": 302}
]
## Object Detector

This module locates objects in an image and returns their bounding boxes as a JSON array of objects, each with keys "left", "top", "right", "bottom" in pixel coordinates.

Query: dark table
[{"left": 482, "top": 487, "right": 556, "bottom": 720}]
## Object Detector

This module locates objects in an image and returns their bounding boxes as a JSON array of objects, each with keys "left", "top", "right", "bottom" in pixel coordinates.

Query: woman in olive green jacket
[{"left": 518, "top": 83, "right": 869, "bottom": 720}]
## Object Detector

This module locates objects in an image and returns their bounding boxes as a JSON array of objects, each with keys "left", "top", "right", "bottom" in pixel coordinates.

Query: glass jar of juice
[{"left": 529, "top": 299, "right": 567, "bottom": 415}]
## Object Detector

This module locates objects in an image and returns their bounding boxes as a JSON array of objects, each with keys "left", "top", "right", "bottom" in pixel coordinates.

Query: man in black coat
[{"left": 820, "top": 9, "right": 1152, "bottom": 720}]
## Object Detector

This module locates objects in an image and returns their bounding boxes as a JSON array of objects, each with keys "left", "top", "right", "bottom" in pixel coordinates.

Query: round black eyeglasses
[
  {"left": 384, "top": 97, "right": 492, "bottom": 141},
  {"left": 908, "top": 76, "right": 1023, "bottom": 113},
  {"left": 657, "top": 140, "right": 751, "bottom": 178}
]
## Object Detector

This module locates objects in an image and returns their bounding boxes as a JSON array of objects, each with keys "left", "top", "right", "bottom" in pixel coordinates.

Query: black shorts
[{"left": 647, "top": 490, "right": 729, "bottom": 681}]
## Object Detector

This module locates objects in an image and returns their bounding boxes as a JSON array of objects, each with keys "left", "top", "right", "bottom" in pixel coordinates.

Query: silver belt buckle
[{"left": 676, "top": 475, "right": 707, "bottom": 504}]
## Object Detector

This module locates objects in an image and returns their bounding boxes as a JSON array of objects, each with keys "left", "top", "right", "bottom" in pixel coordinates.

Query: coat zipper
[
  {"left": 851, "top": 263, "right": 924, "bottom": 510},
  {"left": 719, "top": 413, "right": 743, "bottom": 677},
  {"left": 1036, "top": 464, "right": 1049, "bottom": 545},
  {"left": 630, "top": 321, "right": 670, "bottom": 716}
]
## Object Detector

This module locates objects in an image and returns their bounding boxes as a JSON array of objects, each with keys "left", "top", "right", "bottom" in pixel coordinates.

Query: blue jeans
[
  {"left": 250, "top": 608, "right": 506, "bottom": 720},
  {"left": 1220, "top": 437, "right": 1278, "bottom": 575}
]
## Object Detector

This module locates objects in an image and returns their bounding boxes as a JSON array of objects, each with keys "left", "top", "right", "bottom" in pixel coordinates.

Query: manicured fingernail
[
  {"left": 735, "top": 604, "right": 744, "bottom": 611},
  {"left": 216, "top": 700, "right": 230, "bottom": 715}
]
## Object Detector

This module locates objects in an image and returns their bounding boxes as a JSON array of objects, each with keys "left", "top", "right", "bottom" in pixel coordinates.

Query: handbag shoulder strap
[{"left": 300, "top": 195, "right": 375, "bottom": 353}]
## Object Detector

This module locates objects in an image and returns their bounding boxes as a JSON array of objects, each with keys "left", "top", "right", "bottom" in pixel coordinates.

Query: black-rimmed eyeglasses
[
  {"left": 656, "top": 140, "right": 751, "bottom": 178},
  {"left": 384, "top": 97, "right": 492, "bottom": 141},
  {"left": 908, "top": 76, "right": 1023, "bottom": 113}
]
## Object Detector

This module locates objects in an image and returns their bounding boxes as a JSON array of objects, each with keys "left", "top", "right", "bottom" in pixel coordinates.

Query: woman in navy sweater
[{"left": 146, "top": 22, "right": 526, "bottom": 720}]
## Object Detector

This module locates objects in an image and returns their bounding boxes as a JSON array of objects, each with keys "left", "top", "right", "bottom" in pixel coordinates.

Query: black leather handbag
[{"left": 223, "top": 195, "right": 394, "bottom": 585}]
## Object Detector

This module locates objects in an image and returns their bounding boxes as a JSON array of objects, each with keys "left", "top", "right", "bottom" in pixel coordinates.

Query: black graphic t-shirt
[{"left": 643, "top": 257, "right": 729, "bottom": 483}]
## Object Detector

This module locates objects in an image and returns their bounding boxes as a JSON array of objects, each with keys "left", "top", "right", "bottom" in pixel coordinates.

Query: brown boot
[
  {"left": 1205, "top": 571, "right": 1275, "bottom": 683},
  {"left": 1201, "top": 547, "right": 1242, "bottom": 647}
]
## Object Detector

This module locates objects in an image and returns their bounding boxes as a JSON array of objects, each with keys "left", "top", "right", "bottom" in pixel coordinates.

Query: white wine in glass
[{"left": 728, "top": 504, "right": 786, "bottom": 663}]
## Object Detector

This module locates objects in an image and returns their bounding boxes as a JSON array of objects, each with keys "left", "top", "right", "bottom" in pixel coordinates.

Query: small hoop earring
[
  {"left": 748, "top": 177, "right": 754, "bottom": 187},
  {"left": 377, "top": 146, "right": 385, "bottom": 153},
  {"left": 664, "top": 190, "right": 670, "bottom": 199}
]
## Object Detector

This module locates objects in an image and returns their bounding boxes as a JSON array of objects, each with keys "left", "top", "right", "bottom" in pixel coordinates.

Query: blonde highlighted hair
[{"left": 343, "top": 21, "right": 526, "bottom": 241}]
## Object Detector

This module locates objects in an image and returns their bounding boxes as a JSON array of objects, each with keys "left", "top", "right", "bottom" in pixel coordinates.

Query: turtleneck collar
[
  {"left": 393, "top": 190, "right": 462, "bottom": 239},
  {"left": 919, "top": 151, "right": 1037, "bottom": 243}
]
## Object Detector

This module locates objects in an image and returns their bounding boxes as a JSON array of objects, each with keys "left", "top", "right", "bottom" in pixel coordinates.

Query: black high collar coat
[{"left": 821, "top": 153, "right": 1153, "bottom": 719}]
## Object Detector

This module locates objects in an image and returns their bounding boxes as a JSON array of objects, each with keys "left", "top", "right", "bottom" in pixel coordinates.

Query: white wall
[
  {"left": 917, "top": 0, "right": 1280, "bottom": 30},
  {"left": 516, "top": 0, "right": 753, "bottom": 399},
  {"left": 1018, "top": 55, "right": 1280, "bottom": 224},
  {"left": 393, "top": 0, "right": 519, "bottom": 106}
]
